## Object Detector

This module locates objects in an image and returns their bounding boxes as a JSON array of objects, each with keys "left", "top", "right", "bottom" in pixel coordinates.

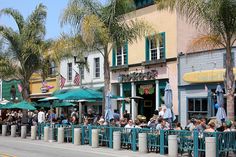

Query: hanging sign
[{"left": 138, "top": 84, "right": 154, "bottom": 95}]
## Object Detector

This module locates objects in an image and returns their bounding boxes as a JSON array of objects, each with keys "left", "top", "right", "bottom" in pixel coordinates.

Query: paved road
[{"left": 0, "top": 136, "right": 164, "bottom": 157}]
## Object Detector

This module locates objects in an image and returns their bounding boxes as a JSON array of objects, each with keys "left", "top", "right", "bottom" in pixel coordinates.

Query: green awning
[{"left": 56, "top": 88, "right": 103, "bottom": 100}]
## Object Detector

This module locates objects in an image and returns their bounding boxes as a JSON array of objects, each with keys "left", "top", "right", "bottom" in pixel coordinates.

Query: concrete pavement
[{"left": 0, "top": 136, "right": 166, "bottom": 157}]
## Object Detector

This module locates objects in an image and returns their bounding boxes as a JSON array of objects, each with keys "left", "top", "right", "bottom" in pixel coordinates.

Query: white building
[{"left": 59, "top": 50, "right": 104, "bottom": 114}]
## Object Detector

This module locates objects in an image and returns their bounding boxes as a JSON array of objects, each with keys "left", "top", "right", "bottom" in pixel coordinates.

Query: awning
[
  {"left": 183, "top": 68, "right": 236, "bottom": 83},
  {"left": 38, "top": 88, "right": 103, "bottom": 102}
]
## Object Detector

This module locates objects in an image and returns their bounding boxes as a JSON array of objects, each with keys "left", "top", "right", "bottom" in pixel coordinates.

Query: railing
[{"left": 4, "top": 123, "right": 236, "bottom": 156}]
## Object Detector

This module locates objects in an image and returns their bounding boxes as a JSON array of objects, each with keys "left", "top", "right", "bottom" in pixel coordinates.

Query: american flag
[
  {"left": 60, "top": 74, "right": 66, "bottom": 89},
  {"left": 73, "top": 72, "right": 80, "bottom": 86}
]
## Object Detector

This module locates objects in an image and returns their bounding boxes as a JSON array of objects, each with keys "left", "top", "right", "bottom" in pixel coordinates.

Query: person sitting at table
[
  {"left": 224, "top": 120, "right": 233, "bottom": 132},
  {"left": 175, "top": 122, "right": 183, "bottom": 130},
  {"left": 124, "top": 120, "right": 134, "bottom": 129},
  {"left": 156, "top": 118, "right": 169, "bottom": 130},
  {"left": 147, "top": 117, "right": 157, "bottom": 129},
  {"left": 98, "top": 118, "right": 105, "bottom": 125},
  {"left": 205, "top": 121, "right": 215, "bottom": 132},
  {"left": 119, "top": 118, "right": 127, "bottom": 127}
]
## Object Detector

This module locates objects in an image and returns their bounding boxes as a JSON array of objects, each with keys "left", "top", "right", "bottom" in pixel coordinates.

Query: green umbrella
[
  {"left": 1, "top": 102, "right": 14, "bottom": 109},
  {"left": 34, "top": 102, "right": 51, "bottom": 108},
  {"left": 53, "top": 101, "right": 75, "bottom": 108},
  {"left": 8, "top": 101, "right": 36, "bottom": 110}
]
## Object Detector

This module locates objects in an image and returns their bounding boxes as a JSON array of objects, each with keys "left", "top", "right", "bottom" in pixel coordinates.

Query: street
[{"left": 0, "top": 136, "right": 164, "bottom": 157}]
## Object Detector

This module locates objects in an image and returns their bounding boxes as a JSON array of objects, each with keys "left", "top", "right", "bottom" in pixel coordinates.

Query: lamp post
[{"left": 74, "top": 56, "right": 86, "bottom": 124}]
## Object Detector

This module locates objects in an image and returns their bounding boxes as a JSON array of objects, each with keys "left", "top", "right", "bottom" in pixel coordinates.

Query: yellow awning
[{"left": 183, "top": 68, "right": 236, "bottom": 83}]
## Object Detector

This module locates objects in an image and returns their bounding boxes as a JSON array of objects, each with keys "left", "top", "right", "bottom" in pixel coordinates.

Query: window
[
  {"left": 49, "top": 61, "right": 56, "bottom": 76},
  {"left": 223, "top": 52, "right": 235, "bottom": 68},
  {"left": 67, "top": 63, "right": 72, "bottom": 81},
  {"left": 146, "top": 32, "right": 165, "bottom": 61},
  {"left": 112, "top": 43, "right": 128, "bottom": 66},
  {"left": 94, "top": 58, "right": 100, "bottom": 78},
  {"left": 188, "top": 98, "right": 208, "bottom": 119},
  {"left": 135, "top": 0, "right": 154, "bottom": 9},
  {"left": 116, "top": 46, "right": 127, "bottom": 66},
  {"left": 79, "top": 66, "right": 84, "bottom": 79}
]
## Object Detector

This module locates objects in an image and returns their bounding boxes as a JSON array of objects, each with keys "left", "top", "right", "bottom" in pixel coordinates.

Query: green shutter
[
  {"left": 125, "top": 41, "right": 128, "bottom": 65},
  {"left": 160, "top": 32, "right": 166, "bottom": 59},
  {"left": 145, "top": 37, "right": 150, "bottom": 62},
  {"left": 112, "top": 48, "right": 116, "bottom": 66}
]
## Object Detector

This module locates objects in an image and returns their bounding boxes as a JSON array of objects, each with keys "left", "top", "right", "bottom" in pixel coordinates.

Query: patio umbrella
[
  {"left": 53, "top": 101, "right": 75, "bottom": 108},
  {"left": 215, "top": 85, "right": 227, "bottom": 123},
  {"left": 163, "top": 83, "right": 175, "bottom": 123},
  {"left": 105, "top": 92, "right": 114, "bottom": 122},
  {"left": 7, "top": 101, "right": 36, "bottom": 110},
  {"left": 0, "top": 102, "right": 14, "bottom": 109}
]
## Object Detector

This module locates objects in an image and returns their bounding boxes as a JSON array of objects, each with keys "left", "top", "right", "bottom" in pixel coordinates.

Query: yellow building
[
  {"left": 29, "top": 73, "right": 58, "bottom": 101},
  {"left": 109, "top": 0, "right": 200, "bottom": 121}
]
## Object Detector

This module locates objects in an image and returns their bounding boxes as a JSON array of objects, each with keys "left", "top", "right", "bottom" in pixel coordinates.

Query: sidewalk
[{"left": 0, "top": 136, "right": 166, "bottom": 157}]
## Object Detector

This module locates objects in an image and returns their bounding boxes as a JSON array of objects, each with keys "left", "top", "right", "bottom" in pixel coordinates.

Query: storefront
[
  {"left": 29, "top": 73, "right": 58, "bottom": 102},
  {"left": 111, "top": 62, "right": 177, "bottom": 121},
  {"left": 178, "top": 49, "right": 236, "bottom": 126}
]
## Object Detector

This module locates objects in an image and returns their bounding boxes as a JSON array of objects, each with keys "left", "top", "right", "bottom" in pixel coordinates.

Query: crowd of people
[{"left": 1, "top": 107, "right": 236, "bottom": 134}]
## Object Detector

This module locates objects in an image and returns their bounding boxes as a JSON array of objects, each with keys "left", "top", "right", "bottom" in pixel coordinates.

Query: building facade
[
  {"left": 109, "top": 0, "right": 200, "bottom": 121},
  {"left": 59, "top": 49, "right": 104, "bottom": 113},
  {"left": 178, "top": 48, "right": 236, "bottom": 126}
]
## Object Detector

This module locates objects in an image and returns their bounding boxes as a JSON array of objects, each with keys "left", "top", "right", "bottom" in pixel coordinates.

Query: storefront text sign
[{"left": 119, "top": 70, "right": 158, "bottom": 82}]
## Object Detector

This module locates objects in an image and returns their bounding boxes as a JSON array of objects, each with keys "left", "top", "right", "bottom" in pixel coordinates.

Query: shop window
[{"left": 188, "top": 98, "right": 208, "bottom": 119}]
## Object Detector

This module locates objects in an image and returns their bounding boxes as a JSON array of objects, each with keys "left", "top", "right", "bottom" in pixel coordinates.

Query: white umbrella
[
  {"left": 215, "top": 85, "right": 227, "bottom": 123},
  {"left": 163, "top": 83, "right": 175, "bottom": 124},
  {"left": 105, "top": 92, "right": 114, "bottom": 122}
]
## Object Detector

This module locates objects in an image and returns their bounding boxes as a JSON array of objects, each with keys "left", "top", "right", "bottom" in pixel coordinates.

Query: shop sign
[
  {"left": 40, "top": 81, "right": 54, "bottom": 93},
  {"left": 119, "top": 70, "right": 158, "bottom": 82},
  {"left": 138, "top": 84, "right": 154, "bottom": 95}
]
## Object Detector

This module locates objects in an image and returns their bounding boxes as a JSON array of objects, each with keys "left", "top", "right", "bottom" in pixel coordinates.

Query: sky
[{"left": 0, "top": 0, "right": 107, "bottom": 39}]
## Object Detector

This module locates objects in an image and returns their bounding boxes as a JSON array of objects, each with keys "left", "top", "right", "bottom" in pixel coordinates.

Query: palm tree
[
  {"left": 61, "top": 0, "right": 152, "bottom": 112},
  {"left": 0, "top": 4, "right": 47, "bottom": 100},
  {"left": 156, "top": 0, "right": 236, "bottom": 120}
]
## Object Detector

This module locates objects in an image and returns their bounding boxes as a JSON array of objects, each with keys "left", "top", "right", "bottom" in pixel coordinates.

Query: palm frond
[
  {"left": 187, "top": 34, "right": 224, "bottom": 52},
  {"left": 0, "top": 8, "right": 25, "bottom": 34}
]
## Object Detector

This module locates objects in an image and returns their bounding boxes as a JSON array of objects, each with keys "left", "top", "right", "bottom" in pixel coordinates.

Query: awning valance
[{"left": 183, "top": 68, "right": 236, "bottom": 83}]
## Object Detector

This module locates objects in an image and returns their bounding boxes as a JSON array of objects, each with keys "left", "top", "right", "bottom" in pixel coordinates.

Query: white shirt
[
  {"left": 38, "top": 111, "right": 45, "bottom": 123},
  {"left": 159, "top": 110, "right": 165, "bottom": 117}
]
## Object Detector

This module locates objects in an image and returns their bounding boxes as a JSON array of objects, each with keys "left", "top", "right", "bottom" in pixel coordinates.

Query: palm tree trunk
[
  {"left": 103, "top": 46, "right": 111, "bottom": 115},
  {"left": 22, "top": 81, "right": 30, "bottom": 100},
  {"left": 225, "top": 42, "right": 235, "bottom": 121}
]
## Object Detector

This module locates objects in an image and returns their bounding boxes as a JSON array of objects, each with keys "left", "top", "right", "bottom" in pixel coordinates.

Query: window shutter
[
  {"left": 160, "top": 32, "right": 166, "bottom": 59},
  {"left": 125, "top": 42, "right": 128, "bottom": 65},
  {"left": 112, "top": 48, "right": 116, "bottom": 66},
  {"left": 145, "top": 37, "right": 150, "bottom": 62}
]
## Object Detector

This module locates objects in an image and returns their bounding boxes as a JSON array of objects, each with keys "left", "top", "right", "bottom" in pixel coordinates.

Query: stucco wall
[{"left": 109, "top": 5, "right": 178, "bottom": 65}]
